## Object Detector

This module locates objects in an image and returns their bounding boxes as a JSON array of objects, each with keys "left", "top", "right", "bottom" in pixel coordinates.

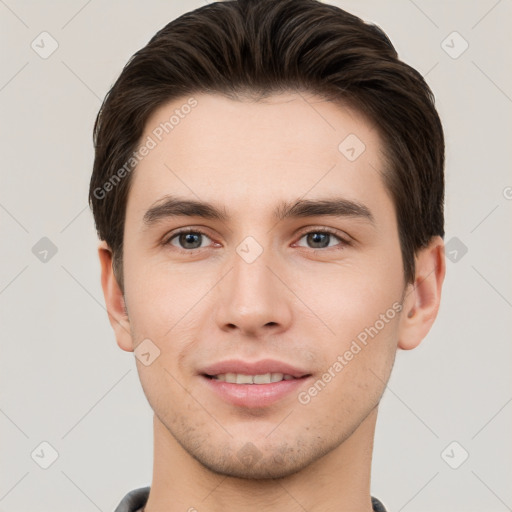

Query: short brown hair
[{"left": 89, "top": 0, "right": 444, "bottom": 292}]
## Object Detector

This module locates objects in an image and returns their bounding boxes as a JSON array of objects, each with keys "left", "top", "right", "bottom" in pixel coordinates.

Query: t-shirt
[{"left": 114, "top": 486, "right": 388, "bottom": 511}]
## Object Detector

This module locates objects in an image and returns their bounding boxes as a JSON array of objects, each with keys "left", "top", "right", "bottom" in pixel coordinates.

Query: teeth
[
  {"left": 253, "top": 373, "right": 272, "bottom": 384},
  {"left": 236, "top": 373, "right": 254, "bottom": 384},
  {"left": 212, "top": 372, "right": 296, "bottom": 384}
]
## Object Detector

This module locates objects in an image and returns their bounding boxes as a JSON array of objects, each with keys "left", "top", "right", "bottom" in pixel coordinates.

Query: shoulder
[
  {"left": 372, "top": 496, "right": 388, "bottom": 512},
  {"left": 114, "top": 486, "right": 150, "bottom": 512}
]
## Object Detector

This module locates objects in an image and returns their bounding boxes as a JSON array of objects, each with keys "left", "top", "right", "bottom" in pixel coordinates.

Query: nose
[{"left": 215, "top": 239, "right": 293, "bottom": 338}]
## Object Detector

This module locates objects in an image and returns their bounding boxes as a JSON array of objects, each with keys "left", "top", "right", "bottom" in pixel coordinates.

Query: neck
[{"left": 144, "top": 407, "right": 378, "bottom": 512}]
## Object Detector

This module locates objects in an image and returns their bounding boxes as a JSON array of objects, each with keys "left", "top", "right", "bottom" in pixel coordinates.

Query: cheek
[
  {"left": 298, "top": 309, "right": 400, "bottom": 423},
  {"left": 123, "top": 249, "right": 188, "bottom": 329},
  {"left": 302, "top": 259, "right": 403, "bottom": 345},
  {"left": 302, "top": 259, "right": 404, "bottom": 401}
]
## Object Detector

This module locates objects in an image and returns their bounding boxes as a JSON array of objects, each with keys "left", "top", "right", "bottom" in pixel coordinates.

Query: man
[{"left": 89, "top": 1, "right": 446, "bottom": 510}]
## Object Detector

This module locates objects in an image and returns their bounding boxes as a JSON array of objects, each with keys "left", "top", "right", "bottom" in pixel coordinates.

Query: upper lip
[{"left": 200, "top": 359, "right": 311, "bottom": 379}]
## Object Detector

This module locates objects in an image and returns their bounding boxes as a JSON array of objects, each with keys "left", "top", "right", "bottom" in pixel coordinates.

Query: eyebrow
[{"left": 142, "top": 195, "right": 375, "bottom": 227}]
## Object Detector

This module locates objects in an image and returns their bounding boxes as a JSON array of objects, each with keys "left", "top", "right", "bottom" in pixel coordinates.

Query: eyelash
[{"left": 163, "top": 227, "right": 351, "bottom": 253}]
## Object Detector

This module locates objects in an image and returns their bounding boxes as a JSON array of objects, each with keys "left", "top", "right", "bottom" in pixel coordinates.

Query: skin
[{"left": 99, "top": 92, "right": 445, "bottom": 512}]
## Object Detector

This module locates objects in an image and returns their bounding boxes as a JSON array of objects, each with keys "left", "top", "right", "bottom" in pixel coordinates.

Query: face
[{"left": 119, "top": 92, "right": 408, "bottom": 478}]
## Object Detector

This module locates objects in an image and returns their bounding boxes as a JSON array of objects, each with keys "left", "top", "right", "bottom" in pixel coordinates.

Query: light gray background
[{"left": 1, "top": 1, "right": 511, "bottom": 511}]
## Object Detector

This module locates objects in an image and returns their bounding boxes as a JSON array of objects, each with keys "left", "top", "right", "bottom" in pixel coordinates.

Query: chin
[
  {"left": 198, "top": 455, "right": 309, "bottom": 480},
  {"left": 188, "top": 437, "right": 334, "bottom": 481}
]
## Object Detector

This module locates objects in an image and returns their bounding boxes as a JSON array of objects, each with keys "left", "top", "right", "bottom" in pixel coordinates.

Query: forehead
[{"left": 126, "top": 92, "right": 391, "bottom": 225}]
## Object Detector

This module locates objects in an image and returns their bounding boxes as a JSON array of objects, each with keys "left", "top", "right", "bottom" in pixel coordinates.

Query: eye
[
  {"left": 163, "top": 227, "right": 350, "bottom": 252},
  {"left": 295, "top": 228, "right": 349, "bottom": 250},
  {"left": 165, "top": 229, "right": 213, "bottom": 251}
]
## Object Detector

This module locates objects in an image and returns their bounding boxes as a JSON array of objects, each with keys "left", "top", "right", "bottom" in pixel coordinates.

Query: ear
[
  {"left": 397, "top": 235, "right": 446, "bottom": 350},
  {"left": 98, "top": 241, "right": 134, "bottom": 352}
]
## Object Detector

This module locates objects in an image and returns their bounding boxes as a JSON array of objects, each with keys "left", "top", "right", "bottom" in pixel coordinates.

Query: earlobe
[
  {"left": 397, "top": 236, "right": 446, "bottom": 350},
  {"left": 97, "top": 241, "right": 134, "bottom": 352}
]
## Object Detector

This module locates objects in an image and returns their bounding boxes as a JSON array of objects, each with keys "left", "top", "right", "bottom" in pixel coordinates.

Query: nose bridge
[
  {"left": 215, "top": 230, "right": 291, "bottom": 334},
  {"left": 231, "top": 233, "right": 278, "bottom": 308}
]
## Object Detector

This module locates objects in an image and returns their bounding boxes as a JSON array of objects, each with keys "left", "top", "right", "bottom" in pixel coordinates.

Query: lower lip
[{"left": 201, "top": 375, "right": 311, "bottom": 408}]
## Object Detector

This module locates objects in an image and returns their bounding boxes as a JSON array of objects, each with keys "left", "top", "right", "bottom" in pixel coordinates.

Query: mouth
[
  {"left": 200, "top": 358, "right": 310, "bottom": 379},
  {"left": 199, "top": 359, "right": 312, "bottom": 408},
  {"left": 203, "top": 372, "right": 302, "bottom": 384}
]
